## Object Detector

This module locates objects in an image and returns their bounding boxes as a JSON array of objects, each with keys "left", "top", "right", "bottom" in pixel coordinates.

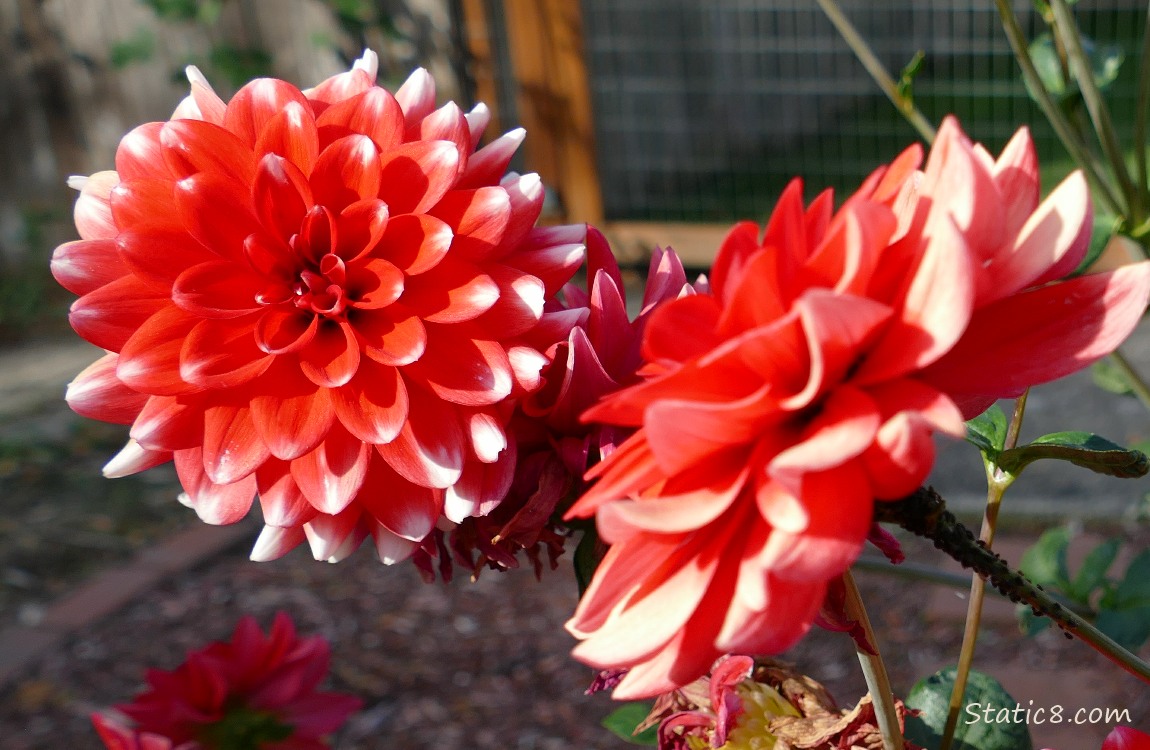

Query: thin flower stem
[
  {"left": 1110, "top": 349, "right": 1150, "bottom": 414},
  {"left": 1049, "top": 0, "right": 1142, "bottom": 223},
  {"left": 815, "top": 0, "right": 936, "bottom": 144},
  {"left": 994, "top": 0, "right": 1124, "bottom": 216},
  {"left": 1133, "top": 1, "right": 1150, "bottom": 211},
  {"left": 841, "top": 570, "right": 904, "bottom": 750},
  {"left": 938, "top": 391, "right": 1028, "bottom": 750},
  {"left": 875, "top": 487, "right": 1150, "bottom": 686}
]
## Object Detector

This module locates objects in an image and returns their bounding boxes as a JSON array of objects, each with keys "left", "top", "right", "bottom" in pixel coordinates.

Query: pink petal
[
  {"left": 250, "top": 524, "right": 307, "bottom": 561},
  {"left": 468, "top": 264, "right": 545, "bottom": 336},
  {"left": 51, "top": 239, "right": 127, "bottom": 296},
  {"left": 298, "top": 318, "right": 361, "bottom": 388},
  {"left": 377, "top": 140, "right": 460, "bottom": 215},
  {"left": 255, "top": 460, "right": 318, "bottom": 527},
  {"left": 130, "top": 395, "right": 204, "bottom": 452},
  {"left": 863, "top": 411, "right": 937, "bottom": 499},
  {"left": 443, "top": 443, "right": 516, "bottom": 520},
  {"left": 68, "top": 276, "right": 167, "bottom": 351},
  {"left": 202, "top": 401, "right": 271, "bottom": 484},
  {"left": 332, "top": 359, "right": 409, "bottom": 444},
  {"left": 302, "top": 506, "right": 366, "bottom": 561},
  {"left": 305, "top": 68, "right": 374, "bottom": 111},
  {"left": 290, "top": 425, "right": 371, "bottom": 515},
  {"left": 394, "top": 68, "right": 436, "bottom": 129},
  {"left": 465, "top": 409, "right": 506, "bottom": 463},
  {"left": 925, "top": 263, "right": 1150, "bottom": 415},
  {"left": 74, "top": 171, "right": 119, "bottom": 241},
  {"left": 404, "top": 327, "right": 512, "bottom": 407},
  {"left": 250, "top": 360, "right": 335, "bottom": 460},
  {"left": 458, "top": 128, "right": 524, "bottom": 189},
  {"left": 500, "top": 242, "right": 585, "bottom": 299},
  {"left": 315, "top": 86, "right": 404, "bottom": 153},
  {"left": 991, "top": 126, "right": 1040, "bottom": 237},
  {"left": 223, "top": 77, "right": 310, "bottom": 148},
  {"left": 103, "top": 439, "right": 170, "bottom": 478},
  {"left": 419, "top": 101, "right": 471, "bottom": 166},
  {"left": 356, "top": 459, "right": 440, "bottom": 540},
  {"left": 498, "top": 172, "right": 545, "bottom": 252},
  {"left": 66, "top": 353, "right": 148, "bottom": 424},
  {"left": 427, "top": 186, "right": 511, "bottom": 261},
  {"left": 174, "top": 447, "right": 256, "bottom": 525},
  {"left": 376, "top": 387, "right": 464, "bottom": 488}
]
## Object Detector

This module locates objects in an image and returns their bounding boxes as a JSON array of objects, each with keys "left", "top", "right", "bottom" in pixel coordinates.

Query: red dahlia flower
[
  {"left": 412, "top": 228, "right": 704, "bottom": 580},
  {"left": 565, "top": 117, "right": 1150, "bottom": 698},
  {"left": 1043, "top": 726, "right": 1150, "bottom": 750},
  {"left": 53, "top": 52, "right": 585, "bottom": 563},
  {"left": 92, "top": 612, "right": 360, "bottom": 749}
]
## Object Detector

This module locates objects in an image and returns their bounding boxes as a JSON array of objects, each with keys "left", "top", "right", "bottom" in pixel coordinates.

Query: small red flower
[
  {"left": 92, "top": 612, "right": 360, "bottom": 749},
  {"left": 1102, "top": 726, "right": 1150, "bottom": 750},
  {"left": 53, "top": 52, "right": 584, "bottom": 564},
  {"left": 565, "top": 117, "right": 1150, "bottom": 698}
]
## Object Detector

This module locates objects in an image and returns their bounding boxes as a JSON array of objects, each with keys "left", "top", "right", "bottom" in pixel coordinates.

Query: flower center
[{"left": 292, "top": 254, "right": 348, "bottom": 317}]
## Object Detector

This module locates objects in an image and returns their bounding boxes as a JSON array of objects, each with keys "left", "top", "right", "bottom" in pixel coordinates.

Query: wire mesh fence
[{"left": 495, "top": 0, "right": 1147, "bottom": 222}]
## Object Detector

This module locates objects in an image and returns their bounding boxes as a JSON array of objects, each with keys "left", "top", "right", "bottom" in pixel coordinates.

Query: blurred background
[{"left": 2, "top": 1, "right": 1150, "bottom": 748}]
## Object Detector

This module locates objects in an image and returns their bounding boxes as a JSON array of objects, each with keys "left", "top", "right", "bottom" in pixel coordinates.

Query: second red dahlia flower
[
  {"left": 565, "top": 117, "right": 1150, "bottom": 698},
  {"left": 53, "top": 52, "right": 584, "bottom": 564}
]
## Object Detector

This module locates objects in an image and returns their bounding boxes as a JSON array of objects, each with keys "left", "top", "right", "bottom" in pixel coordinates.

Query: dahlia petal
[
  {"left": 443, "top": 442, "right": 516, "bottom": 519},
  {"left": 567, "top": 534, "right": 680, "bottom": 635},
  {"left": 499, "top": 173, "right": 546, "bottom": 252},
  {"left": 568, "top": 431, "right": 666, "bottom": 518},
  {"left": 131, "top": 395, "right": 204, "bottom": 451},
  {"left": 645, "top": 385, "right": 776, "bottom": 475},
  {"left": 109, "top": 178, "right": 182, "bottom": 231},
  {"left": 290, "top": 425, "right": 370, "bottom": 515},
  {"left": 252, "top": 153, "right": 315, "bottom": 242},
  {"left": 991, "top": 126, "right": 1040, "bottom": 237},
  {"left": 419, "top": 102, "right": 471, "bottom": 166},
  {"left": 357, "top": 459, "right": 440, "bottom": 541},
  {"left": 74, "top": 171, "right": 119, "bottom": 241},
  {"left": 377, "top": 213, "right": 452, "bottom": 274},
  {"left": 181, "top": 317, "right": 273, "bottom": 388},
  {"left": 610, "top": 628, "right": 723, "bottom": 701},
  {"left": 717, "top": 575, "right": 825, "bottom": 654},
  {"left": 333, "top": 198, "right": 390, "bottom": 262},
  {"left": 641, "top": 245, "right": 691, "bottom": 314},
  {"left": 863, "top": 412, "right": 937, "bottom": 499},
  {"left": 116, "top": 122, "right": 175, "bottom": 181},
  {"left": 406, "top": 327, "right": 512, "bottom": 406},
  {"left": 716, "top": 248, "right": 788, "bottom": 336},
  {"left": 117, "top": 305, "right": 202, "bottom": 396},
  {"left": 175, "top": 173, "right": 260, "bottom": 263},
  {"left": 466, "top": 410, "right": 506, "bottom": 463},
  {"left": 377, "top": 140, "right": 460, "bottom": 215},
  {"left": 315, "top": 87, "right": 405, "bottom": 153},
  {"left": 255, "top": 460, "right": 318, "bottom": 527},
  {"left": 710, "top": 221, "right": 761, "bottom": 305},
  {"left": 302, "top": 506, "right": 364, "bottom": 562},
  {"left": 922, "top": 263, "right": 1150, "bottom": 416},
  {"left": 768, "top": 385, "right": 881, "bottom": 491},
  {"left": 68, "top": 276, "right": 167, "bottom": 351},
  {"left": 116, "top": 228, "right": 216, "bottom": 289},
  {"left": 864, "top": 378, "right": 965, "bottom": 437},
  {"left": 583, "top": 270, "right": 633, "bottom": 376},
  {"left": 809, "top": 199, "right": 894, "bottom": 297},
  {"left": 253, "top": 100, "right": 321, "bottom": 175},
  {"left": 372, "top": 522, "right": 419, "bottom": 565},
  {"left": 251, "top": 524, "right": 306, "bottom": 561},
  {"left": 923, "top": 117, "right": 1005, "bottom": 263},
  {"left": 172, "top": 260, "right": 263, "bottom": 318},
  {"left": 427, "top": 186, "right": 511, "bottom": 261},
  {"left": 529, "top": 327, "right": 618, "bottom": 431},
  {"left": 464, "top": 102, "right": 491, "bottom": 147},
  {"left": 507, "top": 345, "right": 550, "bottom": 394},
  {"left": 346, "top": 258, "right": 404, "bottom": 309},
  {"left": 332, "top": 360, "right": 408, "bottom": 444},
  {"left": 67, "top": 353, "right": 149, "bottom": 424},
  {"left": 180, "top": 66, "right": 227, "bottom": 123},
  {"left": 985, "top": 171, "right": 1091, "bottom": 300},
  {"left": 202, "top": 402, "right": 271, "bottom": 484},
  {"left": 224, "top": 77, "right": 311, "bottom": 148},
  {"left": 458, "top": 128, "right": 525, "bottom": 189},
  {"left": 160, "top": 120, "right": 257, "bottom": 185},
  {"left": 501, "top": 241, "right": 586, "bottom": 298},
  {"left": 311, "top": 135, "right": 382, "bottom": 211},
  {"left": 394, "top": 67, "right": 436, "bottom": 129},
  {"left": 759, "top": 461, "right": 872, "bottom": 582},
  {"left": 174, "top": 447, "right": 256, "bottom": 525},
  {"left": 470, "top": 265, "right": 545, "bottom": 336},
  {"left": 755, "top": 480, "right": 808, "bottom": 535},
  {"left": 305, "top": 68, "right": 374, "bottom": 111},
  {"left": 255, "top": 308, "right": 319, "bottom": 354},
  {"left": 353, "top": 305, "right": 427, "bottom": 366},
  {"left": 643, "top": 293, "right": 722, "bottom": 366},
  {"left": 250, "top": 361, "right": 335, "bottom": 460},
  {"left": 299, "top": 318, "right": 361, "bottom": 388},
  {"left": 51, "top": 239, "right": 127, "bottom": 296},
  {"left": 401, "top": 256, "right": 499, "bottom": 323},
  {"left": 376, "top": 388, "right": 465, "bottom": 488}
]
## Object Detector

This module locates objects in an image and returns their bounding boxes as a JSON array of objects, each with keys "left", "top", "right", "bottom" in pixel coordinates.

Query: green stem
[
  {"left": 938, "top": 392, "right": 1028, "bottom": 750},
  {"left": 1049, "top": 0, "right": 1142, "bottom": 223},
  {"left": 1133, "top": 1, "right": 1150, "bottom": 210},
  {"left": 1109, "top": 349, "right": 1150, "bottom": 414},
  {"left": 815, "top": 0, "right": 936, "bottom": 144},
  {"left": 994, "top": 0, "right": 1124, "bottom": 216},
  {"left": 875, "top": 487, "right": 1150, "bottom": 686},
  {"left": 842, "top": 570, "right": 904, "bottom": 750}
]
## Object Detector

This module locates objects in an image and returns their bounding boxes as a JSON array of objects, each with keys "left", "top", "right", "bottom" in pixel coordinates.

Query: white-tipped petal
[
  {"left": 250, "top": 524, "right": 305, "bottom": 561},
  {"left": 66, "top": 175, "right": 88, "bottom": 191},
  {"left": 373, "top": 523, "right": 418, "bottom": 565},
  {"left": 353, "top": 49, "right": 379, "bottom": 81},
  {"left": 184, "top": 65, "right": 213, "bottom": 92},
  {"left": 103, "top": 439, "right": 167, "bottom": 478}
]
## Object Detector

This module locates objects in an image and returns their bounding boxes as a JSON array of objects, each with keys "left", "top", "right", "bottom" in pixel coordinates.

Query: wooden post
[{"left": 497, "top": 0, "right": 604, "bottom": 224}]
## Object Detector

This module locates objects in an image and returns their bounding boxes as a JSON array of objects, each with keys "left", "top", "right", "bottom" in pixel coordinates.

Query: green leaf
[
  {"left": 602, "top": 702, "right": 658, "bottom": 745},
  {"left": 1069, "top": 538, "right": 1119, "bottom": 602},
  {"left": 1019, "top": 526, "right": 1071, "bottom": 590},
  {"left": 1092, "top": 357, "right": 1134, "bottom": 395},
  {"left": 1108, "top": 550, "right": 1150, "bottom": 608},
  {"left": 904, "top": 667, "right": 1033, "bottom": 750},
  {"left": 1028, "top": 34, "right": 1069, "bottom": 99},
  {"left": 1089, "top": 41, "right": 1125, "bottom": 92},
  {"left": 207, "top": 45, "right": 274, "bottom": 88},
  {"left": 965, "top": 404, "right": 1008, "bottom": 457},
  {"left": 1073, "top": 214, "right": 1120, "bottom": 277},
  {"left": 142, "top": 0, "right": 199, "bottom": 21},
  {"left": 573, "top": 525, "right": 603, "bottom": 597},
  {"left": 897, "top": 50, "right": 926, "bottom": 104},
  {"left": 1095, "top": 605, "right": 1150, "bottom": 651},
  {"left": 109, "top": 28, "right": 154, "bottom": 68},
  {"left": 996, "top": 432, "right": 1149, "bottom": 479}
]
